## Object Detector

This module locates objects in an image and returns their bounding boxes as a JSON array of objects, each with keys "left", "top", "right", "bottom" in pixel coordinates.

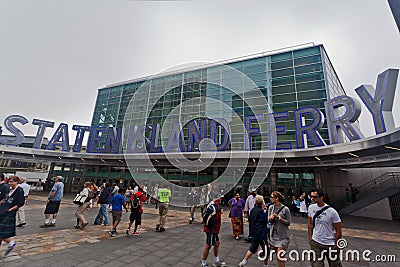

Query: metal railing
[{"left": 357, "top": 171, "right": 400, "bottom": 200}]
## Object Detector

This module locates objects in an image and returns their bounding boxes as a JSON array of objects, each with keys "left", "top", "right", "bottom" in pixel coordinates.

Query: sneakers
[
  {"left": 201, "top": 264, "right": 208, "bottom": 267},
  {"left": 108, "top": 230, "right": 116, "bottom": 237},
  {"left": 238, "top": 261, "right": 246, "bottom": 267},
  {"left": 213, "top": 261, "right": 226, "bottom": 267},
  {"left": 133, "top": 231, "right": 140, "bottom": 235},
  {"left": 4, "top": 242, "right": 16, "bottom": 257},
  {"left": 39, "top": 223, "right": 50, "bottom": 228},
  {"left": 159, "top": 227, "right": 165, "bottom": 232},
  {"left": 235, "top": 236, "right": 240, "bottom": 240},
  {"left": 156, "top": 224, "right": 160, "bottom": 232},
  {"left": 189, "top": 218, "right": 193, "bottom": 224},
  {"left": 126, "top": 229, "right": 130, "bottom": 236}
]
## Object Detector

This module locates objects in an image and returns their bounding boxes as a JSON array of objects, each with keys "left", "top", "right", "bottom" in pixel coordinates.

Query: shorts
[
  {"left": 112, "top": 211, "right": 122, "bottom": 222},
  {"left": 249, "top": 239, "right": 268, "bottom": 254},
  {"left": 205, "top": 233, "right": 219, "bottom": 246},
  {"left": 44, "top": 201, "right": 61, "bottom": 214},
  {"left": 130, "top": 211, "right": 142, "bottom": 225}
]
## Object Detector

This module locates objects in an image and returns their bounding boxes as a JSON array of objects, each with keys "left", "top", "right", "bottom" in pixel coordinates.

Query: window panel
[
  {"left": 272, "top": 93, "right": 297, "bottom": 103},
  {"left": 294, "top": 55, "right": 321, "bottom": 67},
  {"left": 293, "top": 46, "right": 321, "bottom": 58},
  {"left": 297, "top": 90, "right": 327, "bottom": 101},
  {"left": 270, "top": 52, "right": 292, "bottom": 63},
  {"left": 271, "top": 68, "right": 294, "bottom": 78},
  {"left": 272, "top": 84, "right": 295, "bottom": 95},
  {"left": 295, "top": 63, "right": 323, "bottom": 75},
  {"left": 296, "top": 81, "right": 325, "bottom": 92},
  {"left": 295, "top": 72, "right": 324, "bottom": 83},
  {"left": 271, "top": 76, "right": 294, "bottom": 87},
  {"left": 271, "top": 60, "right": 293, "bottom": 70}
]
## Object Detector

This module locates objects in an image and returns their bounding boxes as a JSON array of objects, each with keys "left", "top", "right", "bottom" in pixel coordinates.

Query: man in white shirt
[
  {"left": 17, "top": 178, "right": 30, "bottom": 227},
  {"left": 308, "top": 189, "right": 342, "bottom": 267}
]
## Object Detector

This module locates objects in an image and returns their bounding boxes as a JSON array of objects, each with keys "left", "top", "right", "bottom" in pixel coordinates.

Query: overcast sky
[{"left": 0, "top": 0, "right": 399, "bottom": 143}]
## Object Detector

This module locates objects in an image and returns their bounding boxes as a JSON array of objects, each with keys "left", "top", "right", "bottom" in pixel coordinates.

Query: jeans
[{"left": 94, "top": 204, "right": 109, "bottom": 225}]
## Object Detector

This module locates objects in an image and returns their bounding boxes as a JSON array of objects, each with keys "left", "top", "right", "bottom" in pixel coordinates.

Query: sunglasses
[{"left": 310, "top": 195, "right": 319, "bottom": 198}]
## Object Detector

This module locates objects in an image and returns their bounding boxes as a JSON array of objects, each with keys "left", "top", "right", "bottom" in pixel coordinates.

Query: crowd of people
[{"left": 0, "top": 173, "right": 344, "bottom": 267}]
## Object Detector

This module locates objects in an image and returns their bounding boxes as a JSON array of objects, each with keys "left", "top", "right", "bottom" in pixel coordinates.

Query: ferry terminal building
[{"left": 0, "top": 44, "right": 399, "bottom": 220}]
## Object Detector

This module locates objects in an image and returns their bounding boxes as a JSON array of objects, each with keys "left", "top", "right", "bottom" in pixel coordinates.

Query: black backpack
[
  {"left": 131, "top": 195, "right": 140, "bottom": 211},
  {"left": 98, "top": 188, "right": 111, "bottom": 204},
  {"left": 202, "top": 203, "right": 217, "bottom": 227}
]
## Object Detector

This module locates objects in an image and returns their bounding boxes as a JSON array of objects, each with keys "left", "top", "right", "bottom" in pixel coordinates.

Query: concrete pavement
[{"left": 0, "top": 192, "right": 399, "bottom": 266}]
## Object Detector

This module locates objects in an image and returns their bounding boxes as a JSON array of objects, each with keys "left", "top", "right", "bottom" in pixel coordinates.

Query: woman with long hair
[
  {"left": 0, "top": 176, "right": 25, "bottom": 257},
  {"left": 228, "top": 192, "right": 245, "bottom": 240},
  {"left": 267, "top": 191, "right": 291, "bottom": 267},
  {"left": 74, "top": 181, "right": 92, "bottom": 229}
]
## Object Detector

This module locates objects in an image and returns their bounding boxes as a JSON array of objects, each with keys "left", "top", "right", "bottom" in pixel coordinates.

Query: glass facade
[{"left": 91, "top": 44, "right": 346, "bottom": 151}]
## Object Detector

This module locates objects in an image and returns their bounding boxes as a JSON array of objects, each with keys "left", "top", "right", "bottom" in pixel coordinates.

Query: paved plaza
[{"left": 0, "top": 192, "right": 399, "bottom": 267}]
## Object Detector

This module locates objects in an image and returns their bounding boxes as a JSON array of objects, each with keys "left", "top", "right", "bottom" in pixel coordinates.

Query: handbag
[{"left": 73, "top": 193, "right": 87, "bottom": 205}]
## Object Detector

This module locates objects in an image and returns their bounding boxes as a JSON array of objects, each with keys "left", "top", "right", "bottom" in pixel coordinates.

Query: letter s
[{"left": 0, "top": 115, "right": 28, "bottom": 145}]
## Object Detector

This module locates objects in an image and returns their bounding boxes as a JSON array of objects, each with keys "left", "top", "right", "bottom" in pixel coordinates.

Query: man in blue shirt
[
  {"left": 109, "top": 188, "right": 128, "bottom": 237},
  {"left": 40, "top": 176, "right": 64, "bottom": 228}
]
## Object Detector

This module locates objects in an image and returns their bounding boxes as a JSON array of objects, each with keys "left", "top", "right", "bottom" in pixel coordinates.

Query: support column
[
  {"left": 315, "top": 168, "right": 322, "bottom": 188},
  {"left": 270, "top": 168, "right": 277, "bottom": 191}
]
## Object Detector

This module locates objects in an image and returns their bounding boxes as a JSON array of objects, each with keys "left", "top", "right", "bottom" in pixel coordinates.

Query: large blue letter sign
[
  {"left": 294, "top": 107, "right": 326, "bottom": 149},
  {"left": 0, "top": 115, "right": 28, "bottom": 146},
  {"left": 325, "top": 96, "right": 363, "bottom": 144},
  {"left": 355, "top": 69, "right": 399, "bottom": 134}
]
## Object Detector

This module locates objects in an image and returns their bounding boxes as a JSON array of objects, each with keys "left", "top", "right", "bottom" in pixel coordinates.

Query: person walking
[
  {"left": 308, "top": 189, "right": 342, "bottom": 267},
  {"left": 126, "top": 187, "right": 147, "bottom": 235},
  {"left": 74, "top": 182, "right": 92, "bottom": 229},
  {"left": 156, "top": 185, "right": 171, "bottom": 232},
  {"left": 267, "top": 191, "right": 291, "bottom": 267},
  {"left": 109, "top": 188, "right": 128, "bottom": 237},
  {"left": 299, "top": 194, "right": 308, "bottom": 218},
  {"left": 0, "top": 173, "right": 10, "bottom": 202},
  {"left": 244, "top": 188, "right": 263, "bottom": 241},
  {"left": 238, "top": 195, "right": 269, "bottom": 267},
  {"left": 94, "top": 183, "right": 111, "bottom": 225},
  {"left": 201, "top": 192, "right": 226, "bottom": 267},
  {"left": 186, "top": 187, "right": 200, "bottom": 224},
  {"left": 40, "top": 176, "right": 64, "bottom": 228},
  {"left": 0, "top": 176, "right": 25, "bottom": 257},
  {"left": 16, "top": 178, "right": 30, "bottom": 227},
  {"left": 124, "top": 186, "right": 133, "bottom": 208},
  {"left": 228, "top": 192, "right": 245, "bottom": 240}
]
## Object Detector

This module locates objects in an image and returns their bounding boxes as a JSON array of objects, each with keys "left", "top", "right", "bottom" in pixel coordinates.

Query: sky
[{"left": 0, "top": 0, "right": 399, "bottom": 143}]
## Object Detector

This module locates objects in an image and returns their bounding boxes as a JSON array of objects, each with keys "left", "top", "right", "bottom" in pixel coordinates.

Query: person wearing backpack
[
  {"left": 201, "top": 192, "right": 226, "bottom": 267},
  {"left": 126, "top": 187, "right": 147, "bottom": 235},
  {"left": 308, "top": 189, "right": 342, "bottom": 267},
  {"left": 94, "top": 183, "right": 111, "bottom": 226},
  {"left": 74, "top": 182, "right": 93, "bottom": 229}
]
